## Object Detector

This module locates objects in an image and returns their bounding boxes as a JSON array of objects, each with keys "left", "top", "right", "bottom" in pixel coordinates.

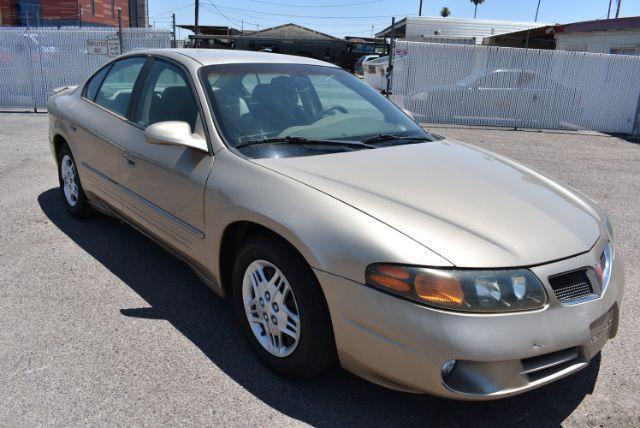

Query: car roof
[{"left": 129, "top": 48, "right": 339, "bottom": 68}]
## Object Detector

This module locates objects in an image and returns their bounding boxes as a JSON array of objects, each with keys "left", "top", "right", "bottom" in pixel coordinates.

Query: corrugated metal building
[{"left": 376, "top": 16, "right": 549, "bottom": 45}]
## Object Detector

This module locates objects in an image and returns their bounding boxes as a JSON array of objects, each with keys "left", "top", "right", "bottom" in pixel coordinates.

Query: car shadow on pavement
[{"left": 38, "top": 187, "right": 601, "bottom": 427}]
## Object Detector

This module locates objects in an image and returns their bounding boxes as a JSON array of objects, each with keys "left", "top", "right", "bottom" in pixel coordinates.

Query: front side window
[
  {"left": 476, "top": 71, "right": 520, "bottom": 89},
  {"left": 201, "top": 63, "right": 428, "bottom": 158},
  {"left": 133, "top": 59, "right": 199, "bottom": 131},
  {"left": 94, "top": 57, "right": 146, "bottom": 117}
]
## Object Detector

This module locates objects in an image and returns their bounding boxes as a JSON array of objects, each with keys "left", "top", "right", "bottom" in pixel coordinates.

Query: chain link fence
[
  {"left": 390, "top": 41, "right": 640, "bottom": 134},
  {"left": 0, "top": 26, "right": 171, "bottom": 111}
]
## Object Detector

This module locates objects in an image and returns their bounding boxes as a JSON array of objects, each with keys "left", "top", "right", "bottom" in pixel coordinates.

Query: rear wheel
[
  {"left": 232, "top": 233, "right": 337, "bottom": 379},
  {"left": 57, "top": 144, "right": 91, "bottom": 217}
]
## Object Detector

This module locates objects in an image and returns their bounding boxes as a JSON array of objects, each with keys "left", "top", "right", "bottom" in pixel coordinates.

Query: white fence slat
[
  {"left": 0, "top": 26, "right": 171, "bottom": 110},
  {"left": 390, "top": 41, "right": 640, "bottom": 133}
]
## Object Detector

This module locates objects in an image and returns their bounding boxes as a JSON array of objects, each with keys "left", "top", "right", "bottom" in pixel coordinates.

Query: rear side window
[
  {"left": 94, "top": 57, "right": 146, "bottom": 117},
  {"left": 84, "top": 66, "right": 109, "bottom": 101}
]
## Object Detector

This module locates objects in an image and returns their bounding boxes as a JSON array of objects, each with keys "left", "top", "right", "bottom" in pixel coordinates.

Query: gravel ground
[{"left": 0, "top": 114, "right": 638, "bottom": 427}]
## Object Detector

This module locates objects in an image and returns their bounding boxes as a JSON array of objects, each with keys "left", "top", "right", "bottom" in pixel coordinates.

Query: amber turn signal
[{"left": 415, "top": 272, "right": 464, "bottom": 305}]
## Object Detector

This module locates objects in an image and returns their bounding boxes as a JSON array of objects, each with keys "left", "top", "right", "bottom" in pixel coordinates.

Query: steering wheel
[{"left": 317, "top": 105, "right": 349, "bottom": 119}]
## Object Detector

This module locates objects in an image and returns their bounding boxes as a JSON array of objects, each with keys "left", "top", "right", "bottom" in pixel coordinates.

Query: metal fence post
[
  {"left": 24, "top": 18, "right": 38, "bottom": 112},
  {"left": 172, "top": 13, "right": 176, "bottom": 48},
  {"left": 633, "top": 91, "right": 640, "bottom": 135},
  {"left": 385, "top": 17, "right": 395, "bottom": 98},
  {"left": 117, "top": 8, "right": 123, "bottom": 54}
]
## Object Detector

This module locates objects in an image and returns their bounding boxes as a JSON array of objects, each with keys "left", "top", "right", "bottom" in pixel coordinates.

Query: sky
[{"left": 148, "top": 0, "right": 640, "bottom": 39}]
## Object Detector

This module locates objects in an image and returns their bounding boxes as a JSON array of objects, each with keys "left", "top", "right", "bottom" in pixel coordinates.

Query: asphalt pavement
[{"left": 0, "top": 114, "right": 638, "bottom": 426}]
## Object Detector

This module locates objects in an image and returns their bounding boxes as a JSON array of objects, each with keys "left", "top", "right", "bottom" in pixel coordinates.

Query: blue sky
[{"left": 148, "top": 0, "right": 640, "bottom": 39}]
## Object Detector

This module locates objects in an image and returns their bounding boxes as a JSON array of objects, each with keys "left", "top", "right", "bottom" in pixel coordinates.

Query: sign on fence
[
  {"left": 86, "top": 39, "right": 108, "bottom": 55},
  {"left": 0, "top": 26, "right": 171, "bottom": 110},
  {"left": 391, "top": 41, "right": 640, "bottom": 134},
  {"left": 107, "top": 35, "right": 121, "bottom": 58}
]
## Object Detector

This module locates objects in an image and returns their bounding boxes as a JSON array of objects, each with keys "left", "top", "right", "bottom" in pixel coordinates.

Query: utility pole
[
  {"left": 525, "top": 0, "right": 541, "bottom": 48},
  {"left": 172, "top": 13, "right": 176, "bottom": 48},
  {"left": 615, "top": 0, "right": 622, "bottom": 18},
  {"left": 194, "top": 0, "right": 199, "bottom": 47},
  {"left": 371, "top": 25, "right": 374, "bottom": 38},
  {"left": 418, "top": 0, "right": 423, "bottom": 16},
  {"left": 241, "top": 20, "right": 244, "bottom": 35},
  {"left": 78, "top": 4, "right": 82, "bottom": 28}
]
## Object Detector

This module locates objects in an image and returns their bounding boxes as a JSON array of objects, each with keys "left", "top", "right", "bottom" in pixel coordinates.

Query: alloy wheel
[
  {"left": 242, "top": 259, "right": 301, "bottom": 357},
  {"left": 60, "top": 154, "right": 79, "bottom": 207}
]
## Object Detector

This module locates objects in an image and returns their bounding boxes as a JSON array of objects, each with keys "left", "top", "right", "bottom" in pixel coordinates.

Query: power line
[
  {"left": 149, "top": 3, "right": 194, "bottom": 19},
  {"left": 210, "top": 4, "right": 410, "bottom": 19},
  {"left": 204, "top": 3, "right": 259, "bottom": 26},
  {"left": 248, "top": 0, "right": 384, "bottom": 7},
  {"left": 202, "top": 4, "right": 388, "bottom": 27}
]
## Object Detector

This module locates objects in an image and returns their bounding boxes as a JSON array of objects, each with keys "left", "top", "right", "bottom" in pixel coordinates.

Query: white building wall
[
  {"left": 403, "top": 17, "right": 548, "bottom": 45},
  {"left": 556, "top": 29, "right": 640, "bottom": 54}
]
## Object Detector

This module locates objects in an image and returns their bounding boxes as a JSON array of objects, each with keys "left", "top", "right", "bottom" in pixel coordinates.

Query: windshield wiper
[
  {"left": 362, "top": 134, "right": 433, "bottom": 144},
  {"left": 236, "top": 136, "right": 375, "bottom": 149}
]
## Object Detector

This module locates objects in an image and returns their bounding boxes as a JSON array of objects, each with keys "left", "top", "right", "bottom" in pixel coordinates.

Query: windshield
[{"left": 200, "top": 63, "right": 429, "bottom": 158}]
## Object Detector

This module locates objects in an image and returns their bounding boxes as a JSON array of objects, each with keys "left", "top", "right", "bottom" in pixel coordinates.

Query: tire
[
  {"left": 57, "top": 143, "right": 91, "bottom": 218},
  {"left": 232, "top": 233, "right": 337, "bottom": 379}
]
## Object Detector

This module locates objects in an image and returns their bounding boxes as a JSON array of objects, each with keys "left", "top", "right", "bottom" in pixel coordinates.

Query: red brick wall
[
  {"left": 0, "top": 0, "right": 131, "bottom": 27},
  {"left": 76, "top": 0, "right": 130, "bottom": 27},
  {"left": 39, "top": 0, "right": 78, "bottom": 22},
  {"left": 0, "top": 0, "right": 17, "bottom": 26}
]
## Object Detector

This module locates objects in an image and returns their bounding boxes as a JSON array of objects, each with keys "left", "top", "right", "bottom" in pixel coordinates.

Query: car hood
[{"left": 255, "top": 139, "right": 602, "bottom": 268}]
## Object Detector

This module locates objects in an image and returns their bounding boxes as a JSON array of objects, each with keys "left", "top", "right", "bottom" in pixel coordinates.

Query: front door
[{"left": 117, "top": 58, "right": 213, "bottom": 255}]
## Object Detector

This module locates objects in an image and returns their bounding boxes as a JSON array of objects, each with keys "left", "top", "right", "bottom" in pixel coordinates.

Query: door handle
[
  {"left": 69, "top": 123, "right": 77, "bottom": 132},
  {"left": 122, "top": 153, "right": 136, "bottom": 167}
]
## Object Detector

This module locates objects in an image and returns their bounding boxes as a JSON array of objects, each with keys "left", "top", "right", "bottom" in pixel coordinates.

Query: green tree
[
  {"left": 470, "top": 0, "right": 485, "bottom": 19},
  {"left": 440, "top": 7, "right": 451, "bottom": 17}
]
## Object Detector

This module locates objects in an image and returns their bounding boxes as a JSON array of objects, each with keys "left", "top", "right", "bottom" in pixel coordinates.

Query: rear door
[
  {"left": 117, "top": 57, "right": 213, "bottom": 254},
  {"left": 69, "top": 56, "right": 147, "bottom": 212}
]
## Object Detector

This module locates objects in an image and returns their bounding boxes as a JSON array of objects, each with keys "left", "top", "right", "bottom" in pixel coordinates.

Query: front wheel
[{"left": 232, "top": 234, "right": 337, "bottom": 379}]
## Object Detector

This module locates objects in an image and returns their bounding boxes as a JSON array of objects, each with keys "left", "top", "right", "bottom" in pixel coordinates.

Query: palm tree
[
  {"left": 470, "top": 0, "right": 485, "bottom": 18},
  {"left": 440, "top": 7, "right": 451, "bottom": 17}
]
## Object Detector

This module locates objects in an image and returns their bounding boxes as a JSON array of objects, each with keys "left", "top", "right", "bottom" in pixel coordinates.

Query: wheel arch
[
  {"left": 52, "top": 133, "right": 68, "bottom": 163},
  {"left": 218, "top": 220, "right": 319, "bottom": 298}
]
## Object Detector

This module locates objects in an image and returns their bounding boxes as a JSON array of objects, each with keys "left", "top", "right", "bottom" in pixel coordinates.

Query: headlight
[{"left": 365, "top": 264, "right": 547, "bottom": 313}]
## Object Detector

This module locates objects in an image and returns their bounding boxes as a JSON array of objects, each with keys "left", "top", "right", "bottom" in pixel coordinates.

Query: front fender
[{"left": 203, "top": 150, "right": 451, "bottom": 288}]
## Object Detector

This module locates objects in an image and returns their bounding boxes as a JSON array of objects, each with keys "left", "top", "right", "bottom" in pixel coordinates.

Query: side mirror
[{"left": 144, "top": 121, "right": 208, "bottom": 152}]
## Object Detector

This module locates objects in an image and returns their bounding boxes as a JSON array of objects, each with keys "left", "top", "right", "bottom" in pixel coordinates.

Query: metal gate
[
  {"left": 0, "top": 26, "right": 171, "bottom": 111},
  {"left": 390, "top": 41, "right": 640, "bottom": 134}
]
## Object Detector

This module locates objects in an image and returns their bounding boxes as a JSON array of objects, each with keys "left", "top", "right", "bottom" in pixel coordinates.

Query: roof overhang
[{"left": 556, "top": 16, "right": 640, "bottom": 34}]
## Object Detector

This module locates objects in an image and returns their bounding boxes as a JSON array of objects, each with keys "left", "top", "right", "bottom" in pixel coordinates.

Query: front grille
[{"left": 548, "top": 269, "right": 593, "bottom": 301}]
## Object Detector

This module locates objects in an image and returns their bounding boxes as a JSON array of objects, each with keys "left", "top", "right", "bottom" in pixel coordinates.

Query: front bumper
[{"left": 316, "top": 237, "right": 624, "bottom": 400}]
